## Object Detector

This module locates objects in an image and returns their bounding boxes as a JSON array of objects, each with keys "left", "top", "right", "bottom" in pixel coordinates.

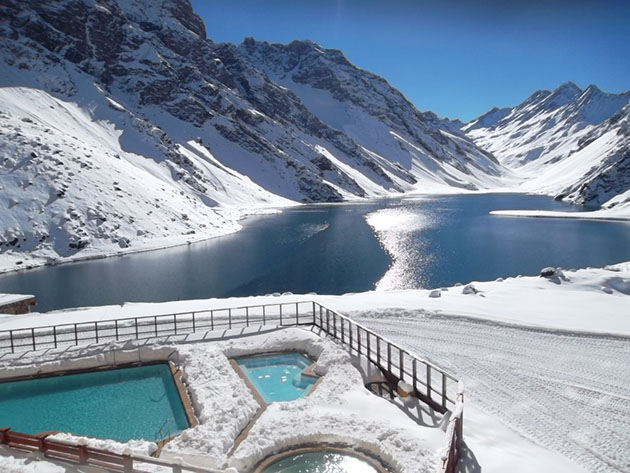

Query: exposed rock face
[
  {"left": 0, "top": 0, "right": 508, "bottom": 265},
  {"left": 0, "top": 0, "right": 504, "bottom": 207},
  {"left": 238, "top": 38, "right": 504, "bottom": 187},
  {"left": 464, "top": 82, "right": 630, "bottom": 208}
]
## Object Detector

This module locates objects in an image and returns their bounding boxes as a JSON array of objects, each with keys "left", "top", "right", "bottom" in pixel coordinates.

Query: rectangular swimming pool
[
  {"left": 0, "top": 363, "right": 189, "bottom": 442},
  {"left": 235, "top": 352, "right": 317, "bottom": 403}
]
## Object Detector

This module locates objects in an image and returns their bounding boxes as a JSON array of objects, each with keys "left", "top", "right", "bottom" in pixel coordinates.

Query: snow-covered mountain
[
  {"left": 237, "top": 38, "right": 503, "bottom": 190},
  {"left": 464, "top": 82, "right": 630, "bottom": 209},
  {"left": 0, "top": 0, "right": 507, "bottom": 270}
]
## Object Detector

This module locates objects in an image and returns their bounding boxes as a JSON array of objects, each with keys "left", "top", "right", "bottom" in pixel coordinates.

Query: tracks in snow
[{"left": 351, "top": 309, "right": 630, "bottom": 473}]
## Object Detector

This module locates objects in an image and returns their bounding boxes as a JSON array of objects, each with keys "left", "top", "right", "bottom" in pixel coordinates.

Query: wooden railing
[
  {"left": 0, "top": 428, "right": 224, "bottom": 473},
  {"left": 0, "top": 300, "right": 464, "bottom": 468}
]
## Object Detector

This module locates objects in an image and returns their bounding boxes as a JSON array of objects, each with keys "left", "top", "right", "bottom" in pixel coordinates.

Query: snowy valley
[
  {"left": 0, "top": 0, "right": 627, "bottom": 270},
  {"left": 0, "top": 2, "right": 629, "bottom": 473}
]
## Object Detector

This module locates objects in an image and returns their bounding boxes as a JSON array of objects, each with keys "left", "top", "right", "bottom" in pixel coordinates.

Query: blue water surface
[
  {"left": 0, "top": 194, "right": 628, "bottom": 312},
  {"left": 262, "top": 451, "right": 380, "bottom": 473},
  {"left": 0, "top": 364, "right": 189, "bottom": 442},
  {"left": 236, "top": 352, "right": 316, "bottom": 403}
]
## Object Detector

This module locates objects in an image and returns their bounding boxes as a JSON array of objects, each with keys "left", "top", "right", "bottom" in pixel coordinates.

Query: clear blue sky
[{"left": 190, "top": 0, "right": 630, "bottom": 121}]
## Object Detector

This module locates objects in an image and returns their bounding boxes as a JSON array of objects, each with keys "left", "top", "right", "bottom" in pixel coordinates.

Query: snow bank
[
  {"left": 490, "top": 207, "right": 630, "bottom": 221},
  {"left": 5, "top": 262, "right": 628, "bottom": 337}
]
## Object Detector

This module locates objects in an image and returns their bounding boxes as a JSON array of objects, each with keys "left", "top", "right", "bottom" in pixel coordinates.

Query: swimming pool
[
  {"left": 0, "top": 363, "right": 189, "bottom": 442},
  {"left": 235, "top": 352, "right": 317, "bottom": 403},
  {"left": 259, "top": 450, "right": 381, "bottom": 473}
]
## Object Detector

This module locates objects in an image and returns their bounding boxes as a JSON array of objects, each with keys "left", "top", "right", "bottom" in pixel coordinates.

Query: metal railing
[
  {"left": 0, "top": 301, "right": 315, "bottom": 355},
  {"left": 0, "top": 427, "right": 224, "bottom": 473},
  {"left": 0, "top": 300, "right": 464, "bottom": 468},
  {"left": 0, "top": 301, "right": 459, "bottom": 411},
  {"left": 311, "top": 302, "right": 459, "bottom": 412}
]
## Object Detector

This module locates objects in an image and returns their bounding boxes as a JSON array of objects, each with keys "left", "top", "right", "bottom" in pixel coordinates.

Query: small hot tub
[
  {"left": 234, "top": 352, "right": 318, "bottom": 403},
  {"left": 258, "top": 449, "right": 384, "bottom": 473}
]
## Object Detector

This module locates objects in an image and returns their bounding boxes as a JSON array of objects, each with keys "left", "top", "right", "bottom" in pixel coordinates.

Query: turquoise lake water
[
  {"left": 236, "top": 352, "right": 316, "bottom": 403},
  {"left": 262, "top": 451, "right": 380, "bottom": 473},
  {"left": 0, "top": 194, "right": 628, "bottom": 312},
  {"left": 0, "top": 364, "right": 189, "bottom": 441}
]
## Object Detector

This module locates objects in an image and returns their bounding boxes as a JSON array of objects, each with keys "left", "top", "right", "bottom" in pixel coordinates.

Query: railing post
[
  {"left": 0, "top": 427, "right": 9, "bottom": 444},
  {"left": 53, "top": 326, "right": 57, "bottom": 348},
  {"left": 10, "top": 331, "right": 14, "bottom": 353},
  {"left": 366, "top": 332, "right": 370, "bottom": 360},
  {"left": 279, "top": 305, "right": 283, "bottom": 326},
  {"left": 412, "top": 359, "right": 417, "bottom": 394},
  {"left": 357, "top": 327, "right": 362, "bottom": 355},
  {"left": 262, "top": 306, "right": 265, "bottom": 325},
  {"left": 442, "top": 374, "right": 447, "bottom": 409},
  {"left": 387, "top": 343, "right": 391, "bottom": 374},
  {"left": 312, "top": 301, "right": 316, "bottom": 325},
  {"left": 115, "top": 320, "right": 119, "bottom": 341},
  {"left": 154, "top": 316, "right": 158, "bottom": 337},
  {"left": 376, "top": 337, "right": 381, "bottom": 366},
  {"left": 340, "top": 318, "right": 344, "bottom": 344},
  {"left": 211, "top": 310, "right": 214, "bottom": 331},
  {"left": 78, "top": 444, "right": 88, "bottom": 464},
  {"left": 246, "top": 307, "right": 249, "bottom": 327},
  {"left": 295, "top": 302, "right": 299, "bottom": 325},
  {"left": 349, "top": 321, "right": 353, "bottom": 352},
  {"left": 192, "top": 312, "right": 196, "bottom": 332},
  {"left": 134, "top": 318, "right": 138, "bottom": 339},
  {"left": 456, "top": 411, "right": 463, "bottom": 452},
  {"left": 174, "top": 314, "right": 177, "bottom": 335},
  {"left": 74, "top": 323, "right": 78, "bottom": 345},
  {"left": 229, "top": 308, "right": 232, "bottom": 329},
  {"left": 95, "top": 322, "right": 99, "bottom": 344},
  {"left": 31, "top": 328, "right": 35, "bottom": 351},
  {"left": 122, "top": 453, "right": 133, "bottom": 472},
  {"left": 427, "top": 365, "right": 432, "bottom": 400},
  {"left": 399, "top": 350, "right": 404, "bottom": 379}
]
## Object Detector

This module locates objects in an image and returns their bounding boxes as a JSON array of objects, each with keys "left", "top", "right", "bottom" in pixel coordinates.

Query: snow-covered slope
[
  {"left": 0, "top": 85, "right": 289, "bottom": 269},
  {"left": 464, "top": 82, "right": 630, "bottom": 210},
  {"left": 238, "top": 39, "right": 506, "bottom": 192},
  {"left": 0, "top": 0, "right": 508, "bottom": 270}
]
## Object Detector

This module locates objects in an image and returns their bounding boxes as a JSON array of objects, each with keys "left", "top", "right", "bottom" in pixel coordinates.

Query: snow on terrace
[
  {"left": 0, "top": 328, "right": 443, "bottom": 473},
  {"left": 0, "top": 263, "right": 628, "bottom": 472}
]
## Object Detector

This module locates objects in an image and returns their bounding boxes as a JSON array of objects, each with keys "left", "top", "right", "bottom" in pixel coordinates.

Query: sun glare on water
[{"left": 365, "top": 206, "right": 437, "bottom": 291}]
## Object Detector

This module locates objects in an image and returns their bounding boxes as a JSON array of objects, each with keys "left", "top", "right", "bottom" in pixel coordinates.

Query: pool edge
[{"left": 252, "top": 444, "right": 391, "bottom": 473}]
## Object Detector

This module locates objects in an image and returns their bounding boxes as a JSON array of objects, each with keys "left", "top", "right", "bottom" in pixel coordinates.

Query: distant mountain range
[
  {"left": 0, "top": 0, "right": 628, "bottom": 270},
  {"left": 464, "top": 81, "right": 630, "bottom": 208}
]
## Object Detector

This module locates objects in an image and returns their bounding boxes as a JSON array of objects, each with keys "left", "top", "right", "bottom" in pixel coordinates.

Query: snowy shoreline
[
  {"left": 0, "top": 206, "right": 285, "bottom": 276},
  {"left": 1, "top": 188, "right": 608, "bottom": 277},
  {"left": 490, "top": 208, "right": 630, "bottom": 221}
]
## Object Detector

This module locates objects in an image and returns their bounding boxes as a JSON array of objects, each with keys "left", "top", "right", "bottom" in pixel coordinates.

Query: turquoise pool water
[
  {"left": 0, "top": 364, "right": 189, "bottom": 442},
  {"left": 236, "top": 353, "right": 317, "bottom": 403},
  {"left": 262, "top": 451, "right": 380, "bottom": 473}
]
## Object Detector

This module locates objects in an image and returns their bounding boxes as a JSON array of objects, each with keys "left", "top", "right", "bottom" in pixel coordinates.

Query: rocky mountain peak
[{"left": 555, "top": 81, "right": 582, "bottom": 95}]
